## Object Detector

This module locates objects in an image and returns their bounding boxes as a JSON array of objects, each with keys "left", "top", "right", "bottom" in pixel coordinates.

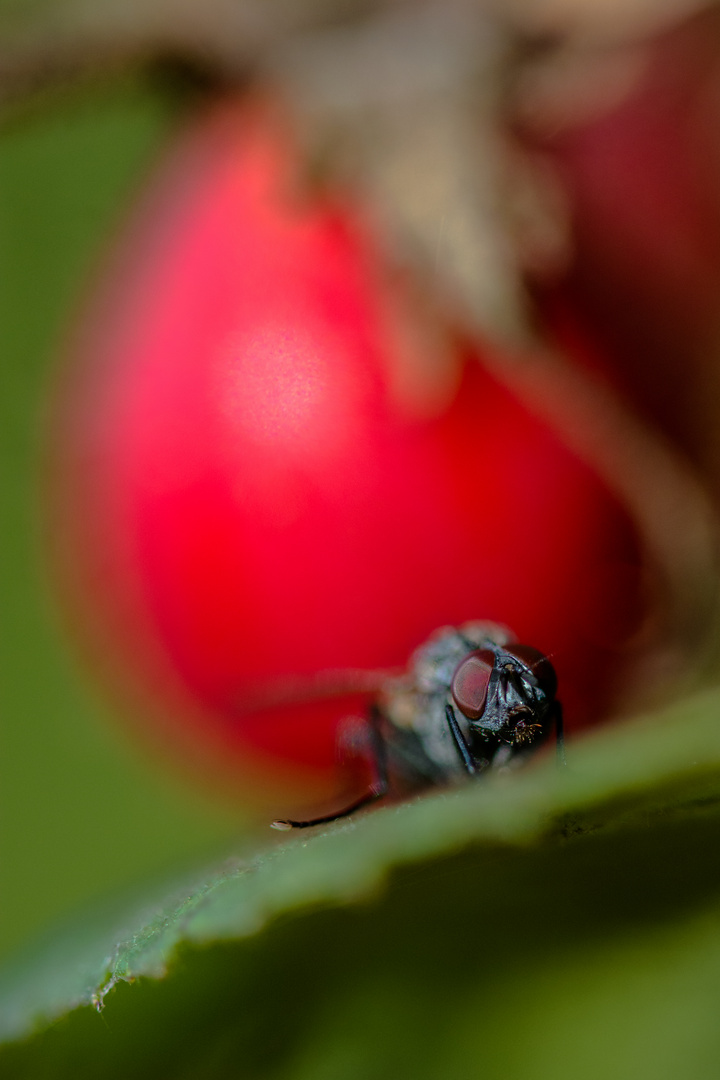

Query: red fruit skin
[
  {"left": 55, "top": 95, "right": 644, "bottom": 813},
  {"left": 521, "top": 7, "right": 720, "bottom": 490}
]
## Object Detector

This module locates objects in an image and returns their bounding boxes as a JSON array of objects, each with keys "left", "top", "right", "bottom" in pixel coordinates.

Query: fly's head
[{"left": 450, "top": 643, "right": 557, "bottom": 755}]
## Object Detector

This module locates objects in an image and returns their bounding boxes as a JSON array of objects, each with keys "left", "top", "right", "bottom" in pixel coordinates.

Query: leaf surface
[{"left": 3, "top": 692, "right": 720, "bottom": 1077}]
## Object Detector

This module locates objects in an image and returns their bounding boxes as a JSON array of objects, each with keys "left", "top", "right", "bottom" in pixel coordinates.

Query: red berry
[{"left": 52, "top": 95, "right": 646, "bottom": 811}]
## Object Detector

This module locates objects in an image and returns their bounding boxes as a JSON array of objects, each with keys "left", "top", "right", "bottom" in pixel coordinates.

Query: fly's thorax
[
  {"left": 378, "top": 626, "right": 509, "bottom": 777},
  {"left": 410, "top": 623, "right": 511, "bottom": 692},
  {"left": 381, "top": 624, "right": 510, "bottom": 731}
]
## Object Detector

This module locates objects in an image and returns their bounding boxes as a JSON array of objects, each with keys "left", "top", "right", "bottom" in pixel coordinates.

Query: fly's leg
[
  {"left": 271, "top": 704, "right": 389, "bottom": 830},
  {"left": 270, "top": 789, "right": 383, "bottom": 831},
  {"left": 445, "top": 703, "right": 477, "bottom": 775}
]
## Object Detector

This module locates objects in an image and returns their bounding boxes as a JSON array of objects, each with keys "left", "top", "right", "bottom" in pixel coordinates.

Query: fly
[{"left": 272, "top": 622, "right": 563, "bottom": 830}]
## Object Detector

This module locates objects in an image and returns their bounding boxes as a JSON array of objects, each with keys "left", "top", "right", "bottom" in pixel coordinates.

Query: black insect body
[{"left": 271, "top": 622, "right": 562, "bottom": 830}]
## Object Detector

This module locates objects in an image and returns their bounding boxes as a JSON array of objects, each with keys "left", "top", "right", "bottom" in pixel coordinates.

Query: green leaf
[{"left": 3, "top": 690, "right": 720, "bottom": 1077}]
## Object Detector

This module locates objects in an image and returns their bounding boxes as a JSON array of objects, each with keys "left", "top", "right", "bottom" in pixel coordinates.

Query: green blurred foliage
[
  {"left": 4, "top": 692, "right": 720, "bottom": 1076},
  {"left": 0, "top": 72, "right": 240, "bottom": 961}
]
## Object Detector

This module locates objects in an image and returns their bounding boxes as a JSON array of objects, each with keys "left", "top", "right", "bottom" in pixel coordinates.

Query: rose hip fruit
[{"left": 52, "top": 95, "right": 645, "bottom": 811}]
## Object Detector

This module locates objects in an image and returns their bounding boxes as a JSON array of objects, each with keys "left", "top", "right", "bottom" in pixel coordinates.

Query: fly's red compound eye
[
  {"left": 451, "top": 649, "right": 495, "bottom": 720},
  {"left": 504, "top": 644, "right": 557, "bottom": 699}
]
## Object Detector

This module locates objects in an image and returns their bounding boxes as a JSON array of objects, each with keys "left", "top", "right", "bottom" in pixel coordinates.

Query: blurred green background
[{"left": 0, "top": 70, "right": 242, "bottom": 961}]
